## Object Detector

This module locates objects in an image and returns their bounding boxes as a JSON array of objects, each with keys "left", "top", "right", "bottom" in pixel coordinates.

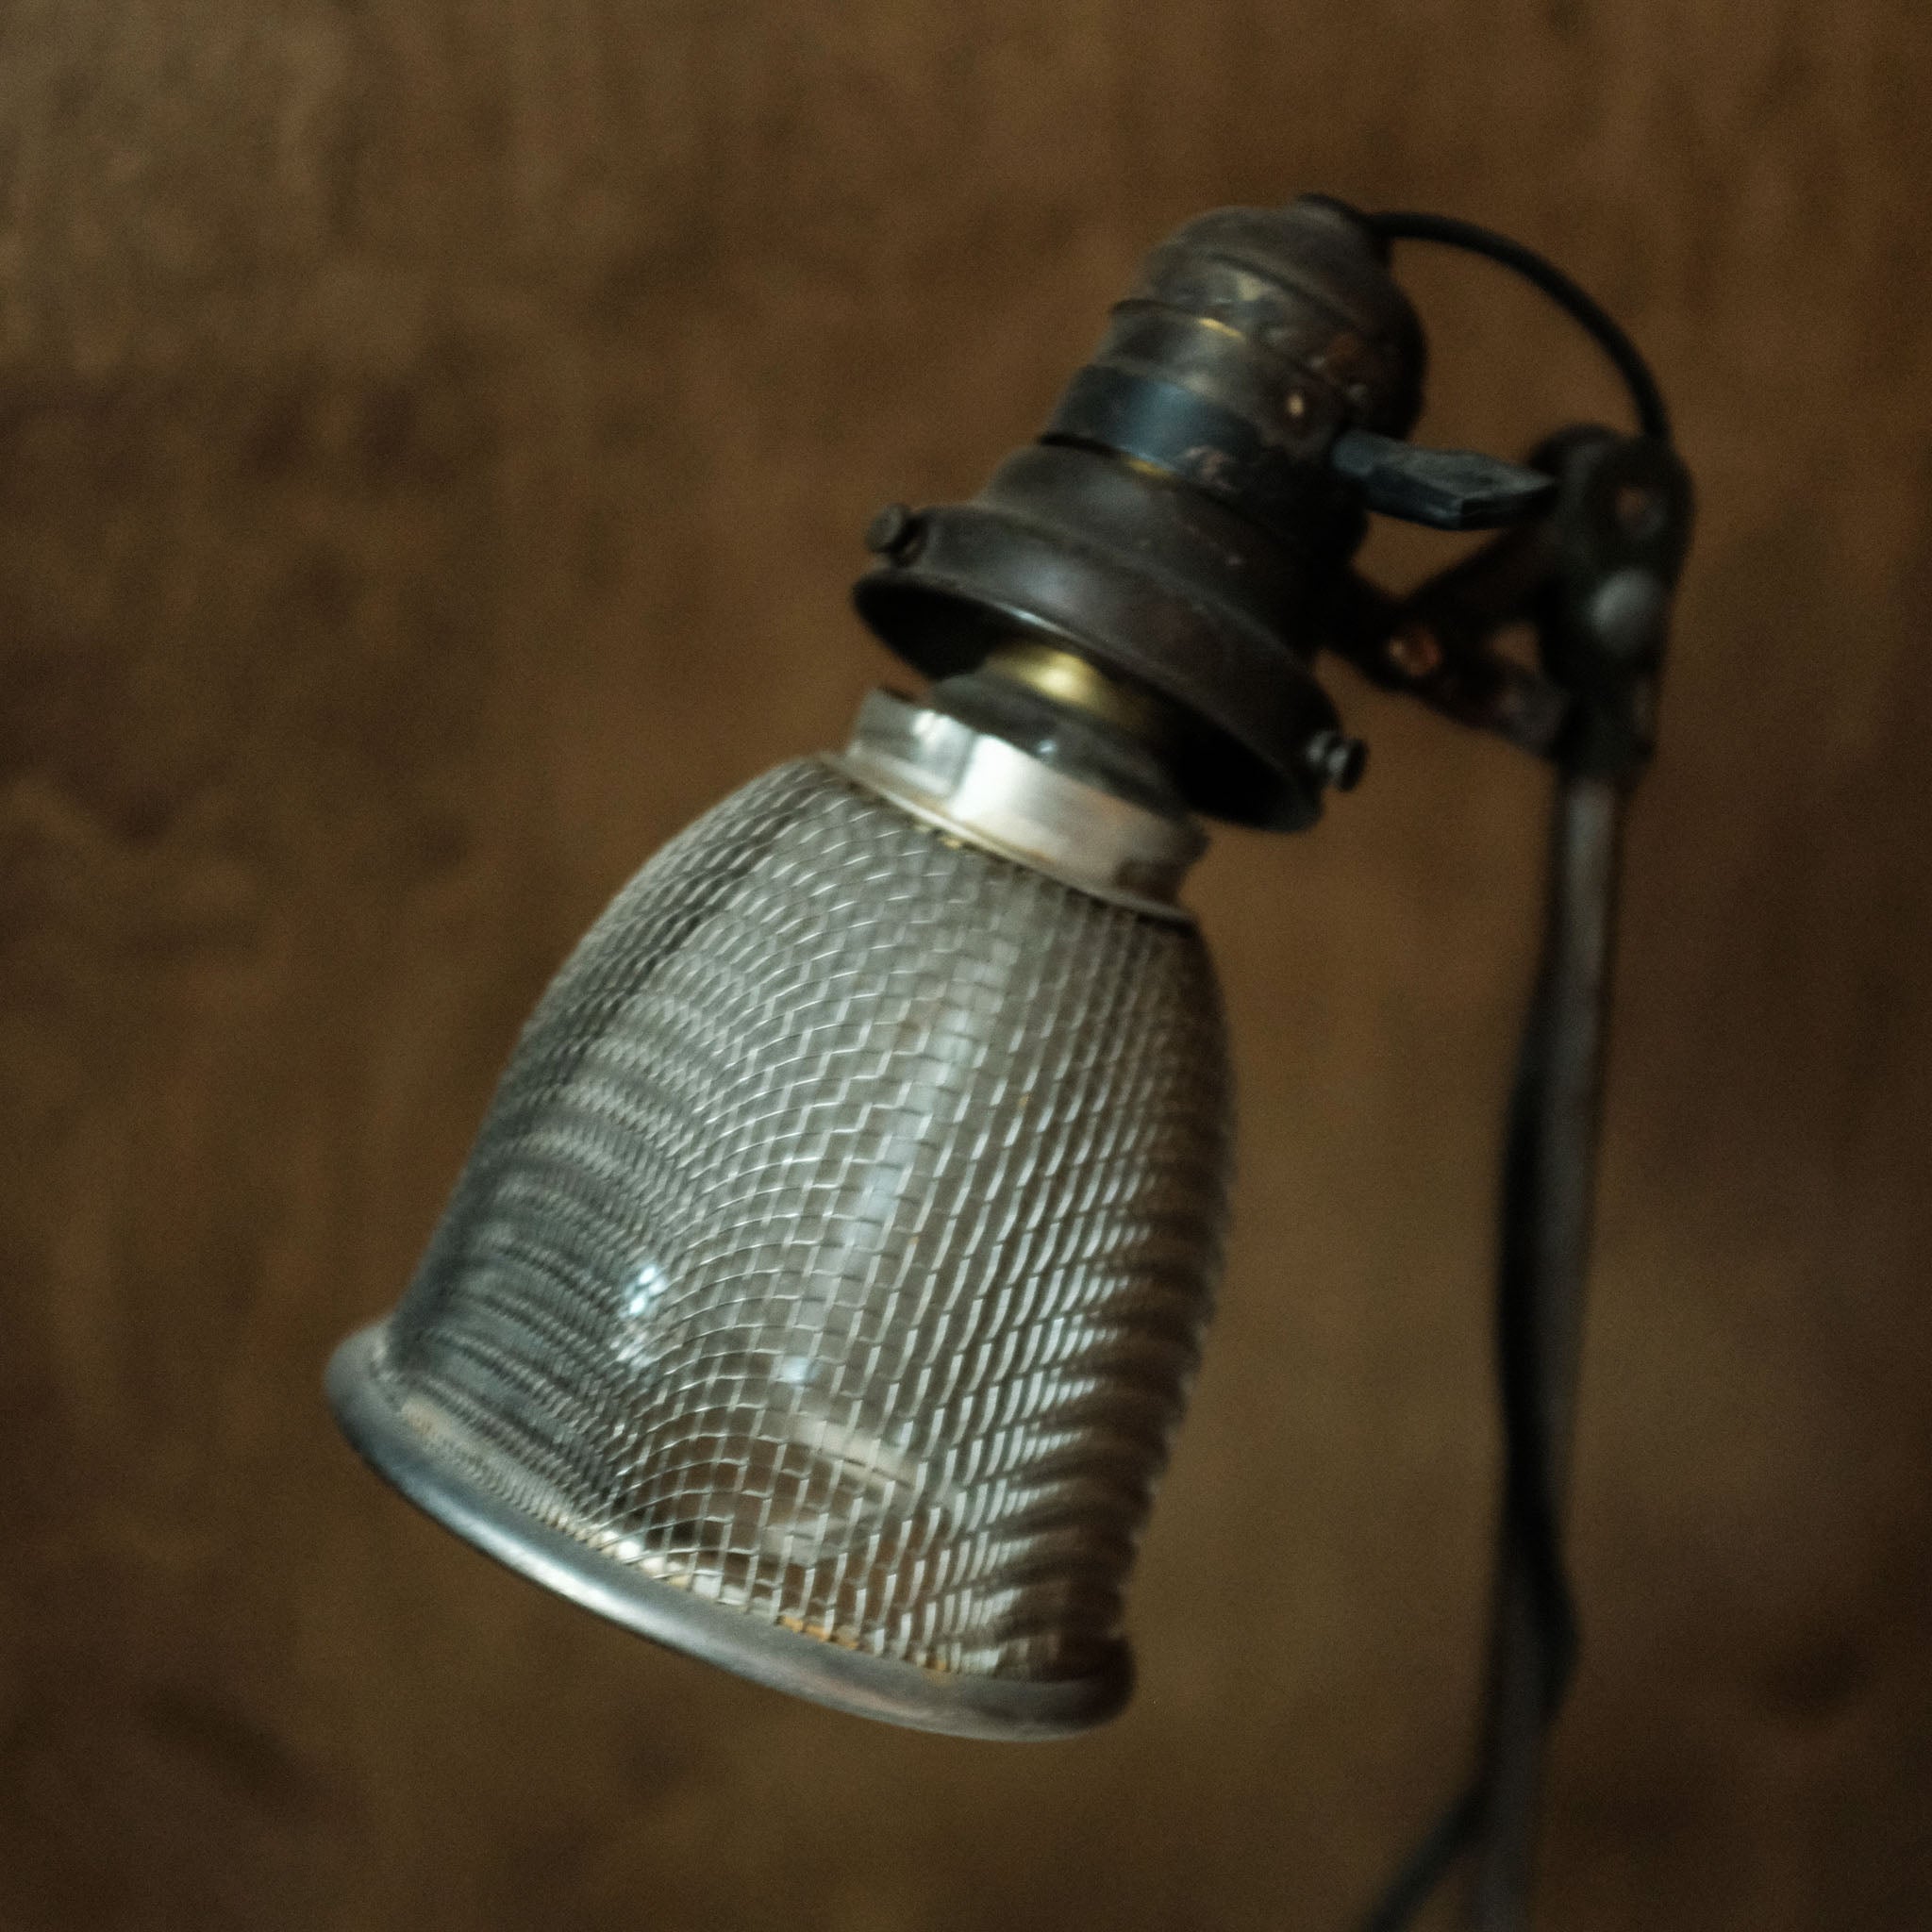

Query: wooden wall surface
[{"left": 2, "top": 3, "right": 1929, "bottom": 1927}]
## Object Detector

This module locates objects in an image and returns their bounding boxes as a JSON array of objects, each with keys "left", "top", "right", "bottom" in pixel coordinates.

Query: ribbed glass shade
[{"left": 329, "top": 754, "right": 1231, "bottom": 1737}]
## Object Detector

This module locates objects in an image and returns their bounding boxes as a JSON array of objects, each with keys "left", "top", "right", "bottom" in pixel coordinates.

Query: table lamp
[{"left": 328, "top": 193, "right": 1693, "bottom": 1928}]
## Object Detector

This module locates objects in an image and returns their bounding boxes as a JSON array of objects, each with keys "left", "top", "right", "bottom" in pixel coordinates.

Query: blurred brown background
[{"left": 2, "top": 3, "right": 1928, "bottom": 1928}]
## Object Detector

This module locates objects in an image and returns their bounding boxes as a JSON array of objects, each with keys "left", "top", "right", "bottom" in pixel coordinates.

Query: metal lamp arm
[{"left": 1347, "top": 426, "right": 1694, "bottom": 1931}]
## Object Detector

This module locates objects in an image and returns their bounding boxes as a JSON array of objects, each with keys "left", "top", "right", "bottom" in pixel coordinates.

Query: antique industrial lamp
[{"left": 327, "top": 195, "right": 1692, "bottom": 1927}]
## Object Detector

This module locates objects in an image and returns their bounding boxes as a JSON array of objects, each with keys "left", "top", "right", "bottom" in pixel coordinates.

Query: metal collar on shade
[{"left": 830, "top": 687, "right": 1206, "bottom": 920}]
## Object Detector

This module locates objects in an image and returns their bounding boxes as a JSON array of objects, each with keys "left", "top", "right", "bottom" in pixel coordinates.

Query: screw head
[
  {"left": 865, "top": 502, "right": 924, "bottom": 562},
  {"left": 1387, "top": 623, "right": 1442, "bottom": 679},
  {"left": 1307, "top": 728, "right": 1369, "bottom": 792}
]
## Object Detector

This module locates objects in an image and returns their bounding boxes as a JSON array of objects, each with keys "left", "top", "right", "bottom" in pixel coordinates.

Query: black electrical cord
[
  {"left": 1370, "top": 210, "right": 1672, "bottom": 446},
  {"left": 1356, "top": 951, "right": 1589, "bottom": 1932}
]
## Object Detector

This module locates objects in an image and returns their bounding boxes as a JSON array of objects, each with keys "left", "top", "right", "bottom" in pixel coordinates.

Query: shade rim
[{"left": 325, "top": 1324, "right": 1133, "bottom": 1741}]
